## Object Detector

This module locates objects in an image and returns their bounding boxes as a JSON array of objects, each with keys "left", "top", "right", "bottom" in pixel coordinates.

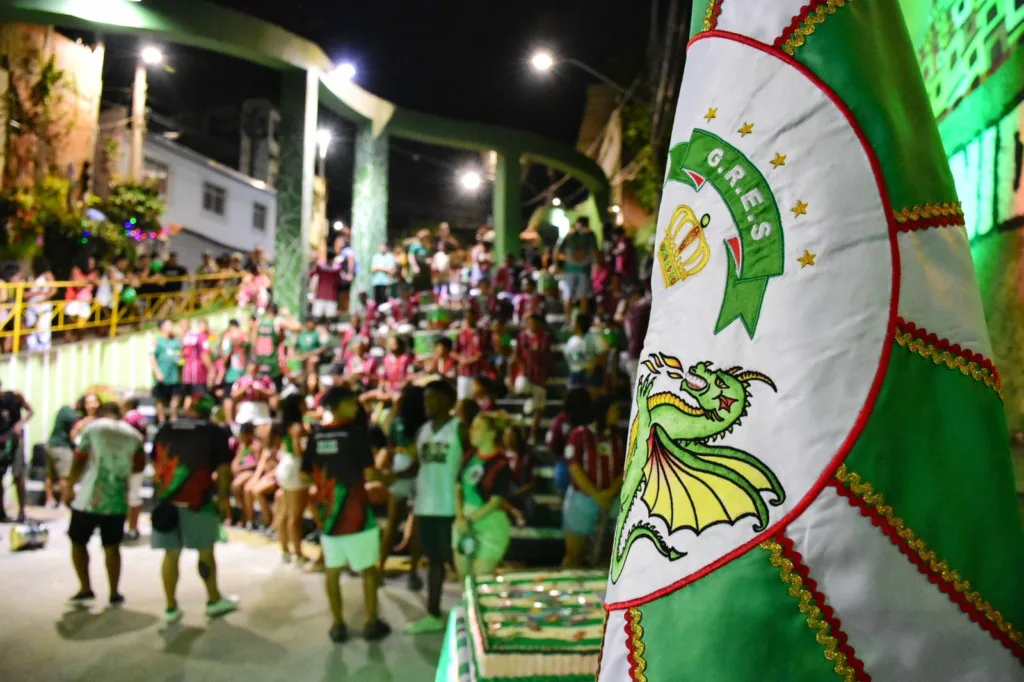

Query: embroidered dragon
[{"left": 610, "top": 354, "right": 786, "bottom": 583}]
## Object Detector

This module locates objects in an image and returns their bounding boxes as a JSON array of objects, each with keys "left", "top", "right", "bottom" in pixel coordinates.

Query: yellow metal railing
[{"left": 0, "top": 272, "right": 247, "bottom": 353}]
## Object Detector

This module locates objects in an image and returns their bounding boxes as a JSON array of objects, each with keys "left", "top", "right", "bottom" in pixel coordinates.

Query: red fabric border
[
  {"left": 624, "top": 608, "right": 644, "bottom": 681},
  {"left": 895, "top": 316, "right": 1001, "bottom": 387},
  {"left": 707, "top": 0, "right": 724, "bottom": 30},
  {"left": 777, "top": 535, "right": 872, "bottom": 681},
  {"left": 774, "top": 2, "right": 828, "bottom": 50},
  {"left": 606, "top": 29, "right": 901, "bottom": 611},
  {"left": 895, "top": 214, "right": 967, "bottom": 232},
  {"left": 830, "top": 480, "right": 1024, "bottom": 662}
]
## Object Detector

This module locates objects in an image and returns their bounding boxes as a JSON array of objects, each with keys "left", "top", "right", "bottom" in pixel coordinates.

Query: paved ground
[{"left": 0, "top": 508, "right": 458, "bottom": 682}]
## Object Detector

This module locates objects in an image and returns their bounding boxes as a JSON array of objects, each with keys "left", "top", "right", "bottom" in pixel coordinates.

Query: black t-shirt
[
  {"left": 302, "top": 421, "right": 375, "bottom": 535},
  {"left": 152, "top": 418, "right": 232, "bottom": 512},
  {"left": 459, "top": 452, "right": 513, "bottom": 504},
  {"left": 0, "top": 391, "right": 24, "bottom": 438},
  {"left": 161, "top": 264, "right": 187, "bottom": 292}
]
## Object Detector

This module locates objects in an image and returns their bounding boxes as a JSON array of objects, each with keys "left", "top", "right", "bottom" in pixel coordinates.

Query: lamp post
[
  {"left": 530, "top": 49, "right": 647, "bottom": 105},
  {"left": 130, "top": 45, "right": 163, "bottom": 181}
]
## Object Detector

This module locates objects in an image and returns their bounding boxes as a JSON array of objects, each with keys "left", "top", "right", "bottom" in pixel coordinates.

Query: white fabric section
[
  {"left": 714, "top": 0, "right": 810, "bottom": 45},
  {"left": 607, "top": 35, "right": 893, "bottom": 604},
  {"left": 897, "top": 228, "right": 994, "bottom": 360},
  {"left": 596, "top": 610, "right": 630, "bottom": 682},
  {"left": 788, "top": 487, "right": 1023, "bottom": 682}
]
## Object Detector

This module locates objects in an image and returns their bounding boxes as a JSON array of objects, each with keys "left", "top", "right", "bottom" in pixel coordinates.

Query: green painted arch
[{"left": 0, "top": 0, "right": 609, "bottom": 205}]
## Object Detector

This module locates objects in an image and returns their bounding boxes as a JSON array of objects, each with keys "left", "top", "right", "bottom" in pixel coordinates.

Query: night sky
[{"left": 90, "top": 0, "right": 652, "bottom": 236}]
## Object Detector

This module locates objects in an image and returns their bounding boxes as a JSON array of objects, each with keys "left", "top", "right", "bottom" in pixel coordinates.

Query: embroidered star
[
  {"left": 770, "top": 153, "right": 787, "bottom": 168},
  {"left": 791, "top": 200, "right": 808, "bottom": 217},
  {"left": 798, "top": 250, "right": 817, "bottom": 268},
  {"left": 738, "top": 122, "right": 754, "bottom": 136},
  {"left": 704, "top": 107, "right": 718, "bottom": 122}
]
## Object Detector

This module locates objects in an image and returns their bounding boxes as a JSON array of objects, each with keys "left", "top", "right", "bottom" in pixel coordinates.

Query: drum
[{"left": 414, "top": 331, "right": 440, "bottom": 359}]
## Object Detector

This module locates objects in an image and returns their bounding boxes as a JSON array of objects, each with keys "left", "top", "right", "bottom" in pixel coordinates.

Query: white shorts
[
  {"left": 321, "top": 527, "right": 381, "bottom": 571},
  {"left": 235, "top": 401, "right": 272, "bottom": 425},
  {"left": 311, "top": 298, "right": 338, "bottom": 319},
  {"left": 128, "top": 472, "right": 144, "bottom": 508},
  {"left": 275, "top": 455, "right": 305, "bottom": 492},
  {"left": 456, "top": 375, "right": 474, "bottom": 401},
  {"left": 65, "top": 300, "right": 91, "bottom": 320}
]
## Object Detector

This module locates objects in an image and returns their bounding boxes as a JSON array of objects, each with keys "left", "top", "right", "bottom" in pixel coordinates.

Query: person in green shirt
[
  {"left": 150, "top": 320, "right": 182, "bottom": 424},
  {"left": 552, "top": 217, "right": 601, "bottom": 320},
  {"left": 288, "top": 318, "right": 323, "bottom": 376},
  {"left": 45, "top": 395, "right": 93, "bottom": 508},
  {"left": 453, "top": 410, "right": 515, "bottom": 581}
]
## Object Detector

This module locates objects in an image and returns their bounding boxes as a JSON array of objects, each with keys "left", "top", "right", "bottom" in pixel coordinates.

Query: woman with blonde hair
[{"left": 452, "top": 410, "right": 514, "bottom": 580}]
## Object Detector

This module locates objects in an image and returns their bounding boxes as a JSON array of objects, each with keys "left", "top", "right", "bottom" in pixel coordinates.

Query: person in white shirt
[
  {"left": 406, "top": 380, "right": 462, "bottom": 635},
  {"left": 431, "top": 243, "right": 451, "bottom": 300},
  {"left": 564, "top": 313, "right": 608, "bottom": 392}
]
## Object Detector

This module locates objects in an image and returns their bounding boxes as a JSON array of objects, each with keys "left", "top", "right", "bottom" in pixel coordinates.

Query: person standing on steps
[
  {"left": 406, "top": 380, "right": 463, "bottom": 635},
  {"left": 150, "top": 396, "right": 239, "bottom": 624},
  {"left": 66, "top": 402, "right": 145, "bottom": 605},
  {"left": 150, "top": 319, "right": 182, "bottom": 424},
  {"left": 0, "top": 381, "right": 33, "bottom": 523},
  {"left": 304, "top": 387, "right": 391, "bottom": 643}
]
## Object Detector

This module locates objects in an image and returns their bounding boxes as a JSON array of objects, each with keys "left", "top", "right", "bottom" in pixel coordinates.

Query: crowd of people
[
  {"left": 0, "top": 244, "right": 272, "bottom": 352},
  {"left": 0, "top": 216, "right": 654, "bottom": 643}
]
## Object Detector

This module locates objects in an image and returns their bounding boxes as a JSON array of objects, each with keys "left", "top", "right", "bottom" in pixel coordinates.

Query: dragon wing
[{"left": 641, "top": 424, "right": 778, "bottom": 535}]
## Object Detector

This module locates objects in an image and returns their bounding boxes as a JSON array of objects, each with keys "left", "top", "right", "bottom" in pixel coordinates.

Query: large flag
[{"left": 598, "top": 2, "right": 1024, "bottom": 680}]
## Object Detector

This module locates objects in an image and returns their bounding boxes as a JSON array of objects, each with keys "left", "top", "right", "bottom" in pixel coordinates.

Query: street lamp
[
  {"left": 459, "top": 169, "right": 482, "bottom": 192},
  {"left": 316, "top": 128, "right": 333, "bottom": 176},
  {"left": 530, "top": 50, "right": 555, "bottom": 72},
  {"left": 552, "top": 197, "right": 562, "bottom": 207},
  {"left": 529, "top": 49, "right": 645, "bottom": 104},
  {"left": 333, "top": 62, "right": 357, "bottom": 82},
  {"left": 130, "top": 45, "right": 166, "bottom": 181}
]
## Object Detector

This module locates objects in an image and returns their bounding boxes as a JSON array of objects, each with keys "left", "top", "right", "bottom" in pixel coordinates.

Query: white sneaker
[{"left": 206, "top": 596, "right": 240, "bottom": 618}]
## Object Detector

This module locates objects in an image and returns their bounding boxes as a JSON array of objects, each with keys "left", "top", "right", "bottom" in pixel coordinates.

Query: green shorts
[
  {"left": 151, "top": 508, "right": 222, "bottom": 551},
  {"left": 452, "top": 508, "right": 511, "bottom": 563},
  {"left": 320, "top": 527, "right": 380, "bottom": 572}
]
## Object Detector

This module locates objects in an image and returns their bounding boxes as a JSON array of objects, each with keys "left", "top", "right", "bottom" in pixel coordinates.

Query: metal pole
[
  {"left": 564, "top": 57, "right": 651, "bottom": 108},
  {"left": 130, "top": 60, "right": 147, "bottom": 181}
]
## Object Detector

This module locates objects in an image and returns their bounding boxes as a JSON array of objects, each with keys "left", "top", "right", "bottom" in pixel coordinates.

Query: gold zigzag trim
[
  {"left": 761, "top": 540, "right": 857, "bottom": 681},
  {"left": 626, "top": 607, "right": 648, "bottom": 682},
  {"left": 894, "top": 329, "right": 1002, "bottom": 398},
  {"left": 835, "top": 465, "right": 1024, "bottom": 648},
  {"left": 893, "top": 202, "right": 964, "bottom": 223},
  {"left": 782, "top": 0, "right": 848, "bottom": 55},
  {"left": 702, "top": 0, "right": 717, "bottom": 31}
]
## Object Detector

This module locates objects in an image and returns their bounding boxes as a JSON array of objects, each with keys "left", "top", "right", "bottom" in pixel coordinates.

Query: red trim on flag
[
  {"left": 624, "top": 608, "right": 647, "bottom": 681},
  {"left": 707, "top": 0, "right": 724, "bottom": 30},
  {"left": 830, "top": 479, "right": 1024, "bottom": 662},
  {"left": 895, "top": 214, "right": 967, "bottom": 232},
  {"left": 607, "top": 30, "right": 902, "bottom": 612},
  {"left": 777, "top": 535, "right": 872, "bottom": 681},
  {"left": 775, "top": 2, "right": 829, "bottom": 50},
  {"left": 896, "top": 317, "right": 1001, "bottom": 387}
]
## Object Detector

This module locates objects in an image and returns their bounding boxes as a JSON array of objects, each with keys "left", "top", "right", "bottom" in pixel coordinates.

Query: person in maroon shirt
[
  {"left": 561, "top": 395, "right": 624, "bottom": 568},
  {"left": 597, "top": 272, "right": 623, "bottom": 320},
  {"left": 610, "top": 225, "right": 638, "bottom": 284},
  {"left": 309, "top": 252, "right": 343, "bottom": 320},
  {"left": 516, "top": 313, "right": 551, "bottom": 444},
  {"left": 493, "top": 253, "right": 517, "bottom": 294},
  {"left": 502, "top": 425, "right": 535, "bottom": 527},
  {"left": 454, "top": 308, "right": 486, "bottom": 400},
  {"left": 513, "top": 277, "right": 545, "bottom": 325},
  {"left": 389, "top": 287, "right": 419, "bottom": 326},
  {"left": 421, "top": 336, "right": 457, "bottom": 381}
]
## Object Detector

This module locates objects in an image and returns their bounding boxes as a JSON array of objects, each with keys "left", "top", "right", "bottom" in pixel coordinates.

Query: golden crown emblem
[{"left": 659, "top": 204, "right": 711, "bottom": 287}]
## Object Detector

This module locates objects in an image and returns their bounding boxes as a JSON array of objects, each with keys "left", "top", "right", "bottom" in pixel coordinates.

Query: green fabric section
[
  {"left": 689, "top": 0, "right": 713, "bottom": 39},
  {"left": 637, "top": 547, "right": 836, "bottom": 680},
  {"left": 790, "top": 0, "right": 957, "bottom": 211},
  {"left": 845, "top": 343, "right": 1024, "bottom": 629}
]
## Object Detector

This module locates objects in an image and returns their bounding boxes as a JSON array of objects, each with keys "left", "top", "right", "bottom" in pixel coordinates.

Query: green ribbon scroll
[{"left": 665, "top": 130, "right": 785, "bottom": 338}]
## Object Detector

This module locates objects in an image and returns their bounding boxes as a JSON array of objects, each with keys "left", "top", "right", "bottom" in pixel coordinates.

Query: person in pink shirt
[
  {"left": 516, "top": 313, "right": 552, "bottom": 444},
  {"left": 181, "top": 320, "right": 214, "bottom": 404},
  {"left": 513, "top": 277, "right": 545, "bottom": 325},
  {"left": 231, "top": 362, "right": 277, "bottom": 425},
  {"left": 389, "top": 288, "right": 419, "bottom": 326},
  {"left": 361, "top": 336, "right": 414, "bottom": 406},
  {"left": 454, "top": 307, "right": 487, "bottom": 400},
  {"left": 344, "top": 338, "right": 378, "bottom": 390}
]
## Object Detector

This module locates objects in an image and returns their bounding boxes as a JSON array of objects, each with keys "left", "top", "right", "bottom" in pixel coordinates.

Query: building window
[
  {"left": 202, "top": 182, "right": 226, "bottom": 215},
  {"left": 253, "top": 202, "right": 267, "bottom": 231},
  {"left": 143, "top": 157, "right": 170, "bottom": 197}
]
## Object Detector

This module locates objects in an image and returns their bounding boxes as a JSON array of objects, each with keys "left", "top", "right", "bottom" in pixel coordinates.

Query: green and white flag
[{"left": 598, "top": 2, "right": 1024, "bottom": 680}]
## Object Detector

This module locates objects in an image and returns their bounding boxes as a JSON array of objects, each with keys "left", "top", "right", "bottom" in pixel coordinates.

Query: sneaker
[
  {"left": 164, "top": 607, "right": 184, "bottom": 624},
  {"left": 206, "top": 596, "right": 240, "bottom": 618},
  {"left": 405, "top": 614, "right": 445, "bottom": 635},
  {"left": 68, "top": 590, "right": 95, "bottom": 603},
  {"left": 363, "top": 619, "right": 392, "bottom": 641},
  {"left": 109, "top": 593, "right": 125, "bottom": 607},
  {"left": 124, "top": 530, "right": 141, "bottom": 543},
  {"left": 407, "top": 572, "right": 424, "bottom": 592},
  {"left": 328, "top": 623, "right": 348, "bottom": 643}
]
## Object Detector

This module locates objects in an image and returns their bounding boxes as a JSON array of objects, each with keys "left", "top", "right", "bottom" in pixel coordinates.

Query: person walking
[
  {"left": 406, "top": 380, "right": 462, "bottom": 635},
  {"left": 150, "top": 397, "right": 239, "bottom": 624},
  {"left": 0, "top": 381, "right": 33, "bottom": 522},
  {"left": 66, "top": 402, "right": 145, "bottom": 605}
]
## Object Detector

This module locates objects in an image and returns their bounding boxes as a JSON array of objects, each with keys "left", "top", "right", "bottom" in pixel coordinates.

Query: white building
[{"left": 99, "top": 107, "right": 276, "bottom": 271}]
